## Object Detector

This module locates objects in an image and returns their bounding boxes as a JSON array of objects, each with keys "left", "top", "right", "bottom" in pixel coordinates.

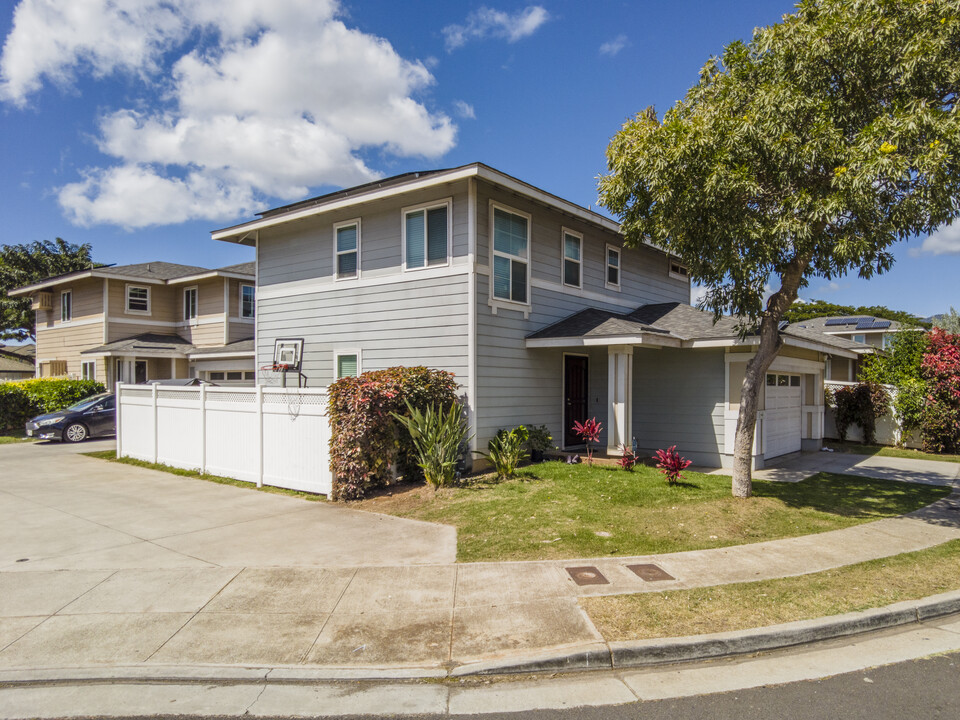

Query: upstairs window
[
  {"left": 183, "top": 287, "right": 198, "bottom": 322},
  {"left": 606, "top": 246, "right": 621, "bottom": 289},
  {"left": 60, "top": 290, "right": 72, "bottom": 322},
  {"left": 492, "top": 206, "right": 530, "bottom": 304},
  {"left": 669, "top": 259, "right": 689, "bottom": 280},
  {"left": 335, "top": 220, "right": 360, "bottom": 279},
  {"left": 405, "top": 202, "right": 449, "bottom": 269},
  {"left": 562, "top": 230, "right": 582, "bottom": 288},
  {"left": 126, "top": 285, "right": 150, "bottom": 314},
  {"left": 240, "top": 284, "right": 255, "bottom": 319}
]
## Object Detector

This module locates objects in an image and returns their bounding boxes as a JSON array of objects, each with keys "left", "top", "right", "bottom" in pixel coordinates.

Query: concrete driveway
[{"left": 0, "top": 439, "right": 456, "bottom": 571}]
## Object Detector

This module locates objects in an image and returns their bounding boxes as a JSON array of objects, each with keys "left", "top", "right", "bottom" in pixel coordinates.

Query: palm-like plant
[{"left": 392, "top": 401, "right": 472, "bottom": 488}]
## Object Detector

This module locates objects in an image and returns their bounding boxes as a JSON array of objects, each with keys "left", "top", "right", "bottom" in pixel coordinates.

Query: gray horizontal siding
[
  {"left": 632, "top": 348, "right": 725, "bottom": 467},
  {"left": 257, "top": 180, "right": 470, "bottom": 288},
  {"left": 257, "top": 273, "right": 469, "bottom": 388}
]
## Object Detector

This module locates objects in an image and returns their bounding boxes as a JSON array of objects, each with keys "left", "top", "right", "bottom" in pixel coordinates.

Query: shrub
[
  {"left": 0, "top": 378, "right": 105, "bottom": 432},
  {"left": 921, "top": 328, "right": 960, "bottom": 454},
  {"left": 392, "top": 401, "right": 472, "bottom": 489},
  {"left": 526, "top": 424, "right": 552, "bottom": 461},
  {"left": 653, "top": 445, "right": 692, "bottom": 485},
  {"left": 617, "top": 443, "right": 637, "bottom": 471},
  {"left": 572, "top": 417, "right": 602, "bottom": 464},
  {"left": 327, "top": 366, "right": 459, "bottom": 501},
  {"left": 832, "top": 382, "right": 890, "bottom": 445},
  {"left": 477, "top": 425, "right": 528, "bottom": 479}
]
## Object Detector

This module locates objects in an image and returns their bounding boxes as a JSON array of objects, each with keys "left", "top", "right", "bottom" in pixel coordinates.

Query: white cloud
[
  {"left": 913, "top": 222, "right": 960, "bottom": 256},
  {"left": 443, "top": 6, "right": 549, "bottom": 51},
  {"left": 1, "top": 0, "right": 456, "bottom": 228},
  {"left": 453, "top": 100, "right": 476, "bottom": 119},
  {"left": 691, "top": 284, "right": 708, "bottom": 307},
  {"left": 599, "top": 34, "right": 627, "bottom": 57}
]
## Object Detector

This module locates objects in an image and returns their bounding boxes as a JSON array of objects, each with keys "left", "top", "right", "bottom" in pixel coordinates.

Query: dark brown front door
[
  {"left": 135, "top": 361, "right": 147, "bottom": 384},
  {"left": 564, "top": 355, "right": 588, "bottom": 446}
]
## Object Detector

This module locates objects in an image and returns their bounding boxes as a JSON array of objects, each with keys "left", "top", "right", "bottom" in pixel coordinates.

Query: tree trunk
[{"left": 730, "top": 253, "right": 812, "bottom": 498}]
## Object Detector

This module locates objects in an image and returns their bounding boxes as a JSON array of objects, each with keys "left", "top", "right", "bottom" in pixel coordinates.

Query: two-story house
[
  {"left": 212, "top": 163, "right": 857, "bottom": 469},
  {"left": 10, "top": 261, "right": 256, "bottom": 386}
]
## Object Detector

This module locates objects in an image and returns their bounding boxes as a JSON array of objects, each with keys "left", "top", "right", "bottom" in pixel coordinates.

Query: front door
[
  {"left": 135, "top": 360, "right": 148, "bottom": 384},
  {"left": 563, "top": 355, "right": 588, "bottom": 447}
]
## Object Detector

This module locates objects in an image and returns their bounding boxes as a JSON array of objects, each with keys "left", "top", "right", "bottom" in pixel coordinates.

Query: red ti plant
[
  {"left": 572, "top": 417, "right": 602, "bottom": 465},
  {"left": 653, "top": 445, "right": 692, "bottom": 485},
  {"left": 618, "top": 443, "right": 637, "bottom": 471}
]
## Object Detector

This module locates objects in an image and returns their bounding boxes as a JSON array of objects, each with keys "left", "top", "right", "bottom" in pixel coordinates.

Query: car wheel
[{"left": 63, "top": 423, "right": 88, "bottom": 443}]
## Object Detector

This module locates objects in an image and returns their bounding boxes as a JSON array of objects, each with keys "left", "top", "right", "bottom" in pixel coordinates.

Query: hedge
[
  {"left": 0, "top": 378, "right": 106, "bottom": 432},
  {"left": 327, "top": 366, "right": 460, "bottom": 501}
]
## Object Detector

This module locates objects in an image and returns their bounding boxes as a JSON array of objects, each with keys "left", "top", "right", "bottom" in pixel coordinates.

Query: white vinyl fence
[
  {"left": 117, "top": 384, "right": 332, "bottom": 495},
  {"left": 823, "top": 380, "right": 922, "bottom": 449}
]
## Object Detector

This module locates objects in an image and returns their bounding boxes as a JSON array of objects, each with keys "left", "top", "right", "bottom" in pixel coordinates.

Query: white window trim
[
  {"left": 669, "top": 257, "right": 690, "bottom": 282},
  {"left": 333, "top": 218, "right": 362, "bottom": 281},
  {"left": 125, "top": 284, "right": 152, "bottom": 315},
  {"left": 239, "top": 282, "right": 255, "bottom": 320},
  {"left": 401, "top": 197, "right": 453, "bottom": 272},
  {"left": 81, "top": 359, "right": 96, "bottom": 381},
  {"left": 183, "top": 286, "right": 198, "bottom": 324},
  {"left": 488, "top": 200, "right": 532, "bottom": 312},
  {"left": 59, "top": 289, "right": 73, "bottom": 324},
  {"left": 605, "top": 244, "right": 621, "bottom": 291},
  {"left": 561, "top": 227, "right": 583, "bottom": 289},
  {"left": 334, "top": 348, "right": 362, "bottom": 379}
]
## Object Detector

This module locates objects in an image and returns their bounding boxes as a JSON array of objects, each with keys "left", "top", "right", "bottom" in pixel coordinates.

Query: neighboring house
[
  {"left": 212, "top": 162, "right": 857, "bottom": 469},
  {"left": 9, "top": 262, "right": 256, "bottom": 386},
  {"left": 0, "top": 343, "right": 35, "bottom": 381},
  {"left": 784, "top": 315, "right": 898, "bottom": 381}
]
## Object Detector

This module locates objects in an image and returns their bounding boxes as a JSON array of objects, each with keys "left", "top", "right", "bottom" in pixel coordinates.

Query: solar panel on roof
[
  {"left": 873, "top": 320, "right": 891, "bottom": 329},
  {"left": 824, "top": 318, "right": 852, "bottom": 326},
  {"left": 856, "top": 320, "right": 875, "bottom": 330}
]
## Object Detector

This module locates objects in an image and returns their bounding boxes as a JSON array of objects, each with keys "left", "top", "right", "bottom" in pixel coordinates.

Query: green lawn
[
  {"left": 355, "top": 461, "right": 951, "bottom": 562},
  {"left": 0, "top": 433, "right": 33, "bottom": 444},
  {"left": 584, "top": 538, "right": 960, "bottom": 640},
  {"left": 824, "top": 440, "right": 960, "bottom": 464}
]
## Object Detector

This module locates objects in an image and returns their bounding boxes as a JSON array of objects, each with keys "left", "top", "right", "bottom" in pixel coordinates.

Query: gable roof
[
  {"left": 9, "top": 260, "right": 255, "bottom": 296},
  {"left": 0, "top": 350, "right": 34, "bottom": 373},
  {"left": 527, "top": 302, "right": 872, "bottom": 358},
  {"left": 212, "top": 162, "right": 624, "bottom": 245},
  {"left": 80, "top": 333, "right": 255, "bottom": 360},
  {"left": 788, "top": 315, "right": 903, "bottom": 334}
]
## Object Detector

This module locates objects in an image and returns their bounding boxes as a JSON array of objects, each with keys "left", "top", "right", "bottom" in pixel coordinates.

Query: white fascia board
[
  {"left": 168, "top": 270, "right": 255, "bottom": 285},
  {"left": 685, "top": 337, "right": 758, "bottom": 348},
  {"left": 187, "top": 351, "right": 255, "bottom": 360},
  {"left": 212, "top": 166, "right": 480, "bottom": 243},
  {"left": 525, "top": 334, "right": 679, "bottom": 349},
  {"left": 85, "top": 350, "right": 190, "bottom": 359}
]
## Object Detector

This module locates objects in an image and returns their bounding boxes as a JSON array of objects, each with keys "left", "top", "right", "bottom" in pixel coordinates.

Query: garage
[{"left": 764, "top": 372, "right": 802, "bottom": 459}]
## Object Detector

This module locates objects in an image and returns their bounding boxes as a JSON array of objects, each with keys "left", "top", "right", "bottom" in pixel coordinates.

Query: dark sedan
[{"left": 25, "top": 393, "right": 116, "bottom": 443}]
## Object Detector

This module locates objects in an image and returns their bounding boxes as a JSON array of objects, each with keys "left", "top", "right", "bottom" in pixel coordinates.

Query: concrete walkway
[{"left": 0, "top": 442, "right": 958, "bottom": 676}]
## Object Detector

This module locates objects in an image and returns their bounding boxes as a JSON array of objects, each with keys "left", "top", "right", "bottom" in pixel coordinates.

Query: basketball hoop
[{"left": 273, "top": 363, "right": 291, "bottom": 372}]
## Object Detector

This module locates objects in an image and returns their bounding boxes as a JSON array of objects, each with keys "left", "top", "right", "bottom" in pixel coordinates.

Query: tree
[
  {"left": 599, "top": 0, "right": 960, "bottom": 497},
  {"left": 0, "top": 239, "right": 96, "bottom": 341},
  {"left": 933, "top": 306, "right": 960, "bottom": 334},
  {"left": 783, "top": 299, "right": 929, "bottom": 328},
  {"left": 860, "top": 329, "right": 929, "bottom": 444}
]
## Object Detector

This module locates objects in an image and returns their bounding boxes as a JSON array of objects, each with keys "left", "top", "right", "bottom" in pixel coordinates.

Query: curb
[{"left": 2, "top": 590, "right": 959, "bottom": 686}]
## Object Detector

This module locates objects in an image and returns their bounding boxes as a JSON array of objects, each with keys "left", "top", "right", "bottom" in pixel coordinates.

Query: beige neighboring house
[
  {"left": 9, "top": 261, "right": 256, "bottom": 386},
  {"left": 784, "top": 315, "right": 899, "bottom": 382},
  {"left": 0, "top": 343, "right": 35, "bottom": 381}
]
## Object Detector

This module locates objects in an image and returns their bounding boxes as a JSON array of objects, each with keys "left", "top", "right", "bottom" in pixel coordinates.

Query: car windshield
[{"left": 64, "top": 395, "right": 108, "bottom": 412}]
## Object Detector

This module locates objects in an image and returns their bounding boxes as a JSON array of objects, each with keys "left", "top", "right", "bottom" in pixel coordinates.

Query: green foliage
[
  {"left": 478, "top": 425, "right": 529, "bottom": 480},
  {"left": 933, "top": 307, "right": 960, "bottom": 334},
  {"left": 391, "top": 401, "right": 472, "bottom": 489},
  {"left": 860, "top": 329, "right": 930, "bottom": 443},
  {"left": 783, "top": 300, "right": 929, "bottom": 328},
  {"left": 525, "top": 424, "right": 553, "bottom": 453},
  {"left": 0, "top": 378, "right": 105, "bottom": 431},
  {"left": 0, "top": 239, "right": 97, "bottom": 341},
  {"left": 327, "top": 366, "right": 459, "bottom": 501},
  {"left": 831, "top": 382, "right": 891, "bottom": 445}
]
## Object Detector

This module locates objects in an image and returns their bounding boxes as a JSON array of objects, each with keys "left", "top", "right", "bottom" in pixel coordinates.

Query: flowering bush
[
  {"left": 617, "top": 443, "right": 637, "bottom": 471},
  {"left": 572, "top": 417, "right": 602, "bottom": 464},
  {"left": 921, "top": 328, "right": 960, "bottom": 454},
  {"left": 327, "top": 367, "right": 459, "bottom": 500},
  {"left": 653, "top": 445, "right": 692, "bottom": 485}
]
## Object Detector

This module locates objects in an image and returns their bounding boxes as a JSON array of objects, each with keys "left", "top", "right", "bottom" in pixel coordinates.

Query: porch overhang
[{"left": 525, "top": 333, "right": 681, "bottom": 349}]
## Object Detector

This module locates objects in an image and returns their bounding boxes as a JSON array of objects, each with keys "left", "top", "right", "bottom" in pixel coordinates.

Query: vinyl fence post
[
  {"left": 115, "top": 381, "right": 122, "bottom": 459},
  {"left": 200, "top": 384, "right": 207, "bottom": 475},
  {"left": 256, "top": 384, "right": 264, "bottom": 488},
  {"left": 151, "top": 383, "right": 159, "bottom": 464}
]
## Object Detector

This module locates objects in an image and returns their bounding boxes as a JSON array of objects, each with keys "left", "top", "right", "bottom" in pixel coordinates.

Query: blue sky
[{"left": 0, "top": 0, "right": 956, "bottom": 318}]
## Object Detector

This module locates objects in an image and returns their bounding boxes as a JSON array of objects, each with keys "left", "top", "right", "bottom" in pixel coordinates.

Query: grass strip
[
  {"left": 355, "top": 461, "right": 951, "bottom": 562},
  {"left": 583, "top": 538, "right": 960, "bottom": 641},
  {"left": 824, "top": 441, "right": 960, "bottom": 464},
  {"left": 83, "top": 450, "right": 326, "bottom": 502},
  {"left": 0, "top": 433, "right": 33, "bottom": 444}
]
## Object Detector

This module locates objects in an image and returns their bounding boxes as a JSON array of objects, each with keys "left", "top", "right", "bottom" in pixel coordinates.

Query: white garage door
[{"left": 765, "top": 373, "right": 802, "bottom": 459}]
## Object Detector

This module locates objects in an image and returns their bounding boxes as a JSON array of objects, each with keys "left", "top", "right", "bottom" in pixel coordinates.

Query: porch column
[{"left": 607, "top": 347, "right": 633, "bottom": 455}]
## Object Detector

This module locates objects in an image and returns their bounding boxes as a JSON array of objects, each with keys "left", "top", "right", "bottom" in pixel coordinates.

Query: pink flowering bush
[
  {"left": 572, "top": 417, "right": 602, "bottom": 464},
  {"left": 653, "top": 445, "right": 692, "bottom": 485},
  {"left": 921, "top": 328, "right": 960, "bottom": 454}
]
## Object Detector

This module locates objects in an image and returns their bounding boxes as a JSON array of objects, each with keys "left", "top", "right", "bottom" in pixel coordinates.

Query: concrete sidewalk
[{"left": 1, "top": 445, "right": 958, "bottom": 676}]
